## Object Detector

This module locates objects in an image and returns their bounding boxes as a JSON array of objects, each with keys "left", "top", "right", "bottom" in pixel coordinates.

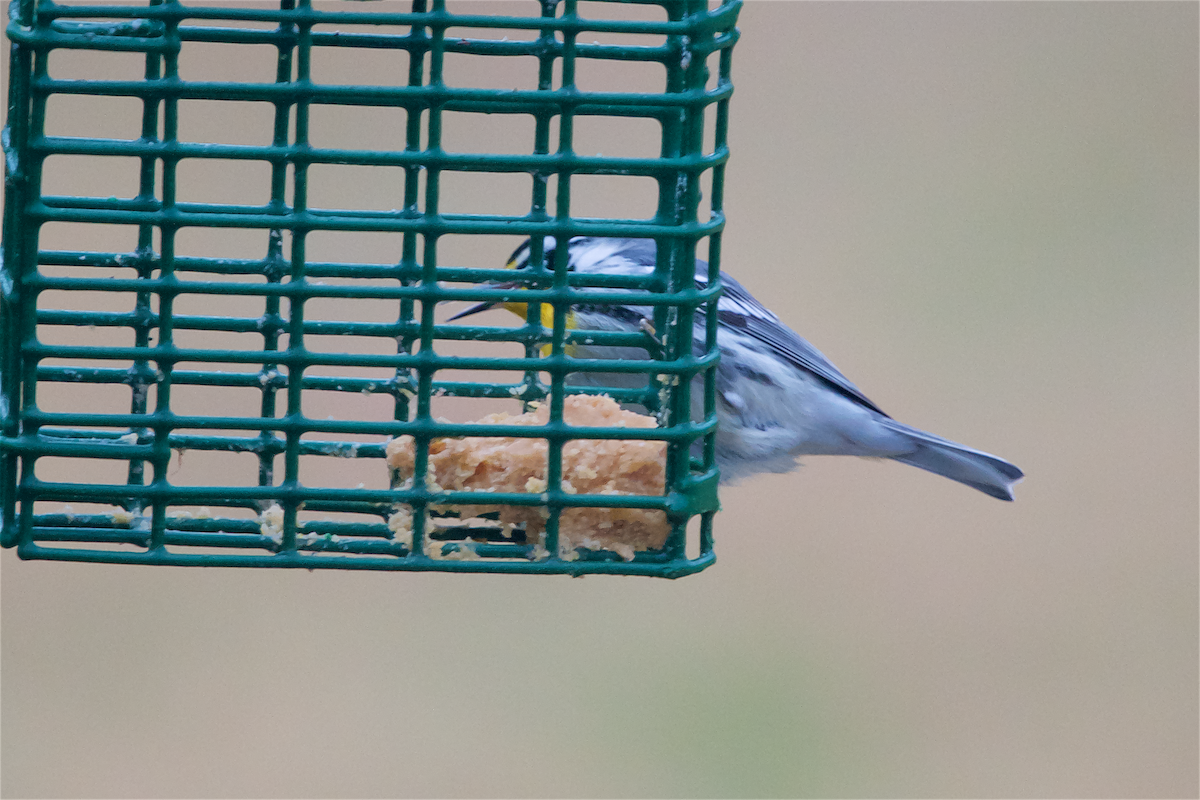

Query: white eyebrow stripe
[{"left": 568, "top": 238, "right": 626, "bottom": 272}]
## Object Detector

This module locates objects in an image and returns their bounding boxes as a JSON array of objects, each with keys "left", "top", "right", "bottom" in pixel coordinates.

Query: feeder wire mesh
[{"left": 1, "top": 0, "right": 740, "bottom": 576}]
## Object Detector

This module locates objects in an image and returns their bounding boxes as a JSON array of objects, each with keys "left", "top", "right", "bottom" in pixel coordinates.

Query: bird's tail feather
[{"left": 880, "top": 419, "right": 1024, "bottom": 501}]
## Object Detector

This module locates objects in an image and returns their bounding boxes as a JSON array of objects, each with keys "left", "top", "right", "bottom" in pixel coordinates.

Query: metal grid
[{"left": 1, "top": 0, "right": 740, "bottom": 576}]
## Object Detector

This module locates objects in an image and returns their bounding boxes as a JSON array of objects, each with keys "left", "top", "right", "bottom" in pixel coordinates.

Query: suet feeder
[{"left": 0, "top": 0, "right": 739, "bottom": 575}]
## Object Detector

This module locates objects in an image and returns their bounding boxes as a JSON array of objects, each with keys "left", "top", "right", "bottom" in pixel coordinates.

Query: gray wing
[{"left": 696, "top": 264, "right": 889, "bottom": 417}]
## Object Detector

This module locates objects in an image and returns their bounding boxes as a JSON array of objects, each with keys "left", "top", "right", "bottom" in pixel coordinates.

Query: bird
[{"left": 449, "top": 236, "right": 1024, "bottom": 500}]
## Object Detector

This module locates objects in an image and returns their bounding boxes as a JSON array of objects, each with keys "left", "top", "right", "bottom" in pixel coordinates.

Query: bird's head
[
  {"left": 448, "top": 236, "right": 657, "bottom": 326},
  {"left": 447, "top": 236, "right": 568, "bottom": 327}
]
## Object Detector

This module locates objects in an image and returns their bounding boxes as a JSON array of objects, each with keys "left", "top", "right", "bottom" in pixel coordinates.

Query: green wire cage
[{"left": 0, "top": 0, "right": 740, "bottom": 576}]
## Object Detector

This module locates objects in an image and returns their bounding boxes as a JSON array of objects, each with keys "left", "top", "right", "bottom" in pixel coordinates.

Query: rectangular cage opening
[
  {"left": 302, "top": 388, "right": 399, "bottom": 424},
  {"left": 555, "top": 173, "right": 661, "bottom": 220},
  {"left": 176, "top": 40, "right": 281, "bottom": 84},
  {"left": 161, "top": 449, "right": 265, "bottom": 489},
  {"left": 307, "top": 163, "right": 412, "bottom": 215},
  {"left": 172, "top": 227, "right": 281, "bottom": 263},
  {"left": 440, "top": 111, "right": 538, "bottom": 156},
  {"left": 46, "top": 46, "right": 148, "bottom": 82},
  {"left": 42, "top": 94, "right": 146, "bottom": 141},
  {"left": 41, "top": 154, "right": 144, "bottom": 202},
  {"left": 37, "top": 222, "right": 141, "bottom": 257},
  {"left": 32, "top": 379, "right": 137, "bottom": 418},
  {"left": 167, "top": 382, "right": 281, "bottom": 421},
  {"left": 440, "top": 27, "right": 546, "bottom": 91},
  {"left": 1, "top": 0, "right": 740, "bottom": 577},
  {"left": 174, "top": 158, "right": 275, "bottom": 208},
  {"left": 573, "top": 113, "right": 663, "bottom": 160},
  {"left": 438, "top": 170, "right": 539, "bottom": 218},
  {"left": 36, "top": 321, "right": 139, "bottom": 352},
  {"left": 308, "top": 26, "right": 414, "bottom": 87},
  {"left": 35, "top": 285, "right": 138, "bottom": 315},
  {"left": 572, "top": 52, "right": 668, "bottom": 95},
  {"left": 177, "top": 100, "right": 279, "bottom": 147},
  {"left": 297, "top": 450, "right": 391, "bottom": 492},
  {"left": 308, "top": 104, "right": 416, "bottom": 152},
  {"left": 302, "top": 230, "right": 410, "bottom": 267}
]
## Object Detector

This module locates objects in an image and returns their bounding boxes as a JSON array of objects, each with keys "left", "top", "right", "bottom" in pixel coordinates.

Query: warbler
[{"left": 450, "top": 236, "right": 1023, "bottom": 500}]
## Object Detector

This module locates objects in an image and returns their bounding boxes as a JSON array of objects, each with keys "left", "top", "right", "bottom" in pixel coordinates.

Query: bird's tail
[{"left": 879, "top": 419, "right": 1024, "bottom": 501}]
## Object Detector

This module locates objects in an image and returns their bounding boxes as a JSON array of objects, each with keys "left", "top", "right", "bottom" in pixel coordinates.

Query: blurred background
[{"left": 3, "top": 1, "right": 1196, "bottom": 797}]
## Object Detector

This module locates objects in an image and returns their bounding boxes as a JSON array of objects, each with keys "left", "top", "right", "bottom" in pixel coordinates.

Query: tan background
[{"left": 3, "top": 1, "right": 1197, "bottom": 797}]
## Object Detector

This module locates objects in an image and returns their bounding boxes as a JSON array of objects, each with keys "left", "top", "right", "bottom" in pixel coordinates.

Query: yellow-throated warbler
[{"left": 450, "top": 236, "right": 1023, "bottom": 500}]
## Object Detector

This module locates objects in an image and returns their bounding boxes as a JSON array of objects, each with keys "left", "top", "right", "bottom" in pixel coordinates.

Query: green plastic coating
[{"left": 1, "top": 0, "right": 740, "bottom": 577}]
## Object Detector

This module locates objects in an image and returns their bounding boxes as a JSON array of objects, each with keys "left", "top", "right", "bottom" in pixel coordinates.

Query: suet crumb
[
  {"left": 259, "top": 503, "right": 285, "bottom": 544},
  {"left": 386, "top": 507, "right": 414, "bottom": 550}
]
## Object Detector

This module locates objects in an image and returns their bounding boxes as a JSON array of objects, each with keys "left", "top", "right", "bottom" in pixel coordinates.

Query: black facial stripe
[
  {"left": 509, "top": 237, "right": 570, "bottom": 271},
  {"left": 508, "top": 239, "right": 531, "bottom": 268}
]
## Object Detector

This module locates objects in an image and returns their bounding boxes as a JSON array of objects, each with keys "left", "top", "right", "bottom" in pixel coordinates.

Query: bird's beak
[
  {"left": 446, "top": 301, "right": 497, "bottom": 322},
  {"left": 447, "top": 279, "right": 521, "bottom": 322}
]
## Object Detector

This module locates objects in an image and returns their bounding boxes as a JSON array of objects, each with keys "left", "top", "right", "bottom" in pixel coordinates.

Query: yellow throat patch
[{"left": 499, "top": 259, "right": 578, "bottom": 355}]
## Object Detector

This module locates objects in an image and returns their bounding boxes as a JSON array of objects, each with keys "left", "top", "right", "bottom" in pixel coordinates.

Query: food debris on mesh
[
  {"left": 385, "top": 394, "right": 670, "bottom": 561},
  {"left": 259, "top": 503, "right": 285, "bottom": 544}
]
